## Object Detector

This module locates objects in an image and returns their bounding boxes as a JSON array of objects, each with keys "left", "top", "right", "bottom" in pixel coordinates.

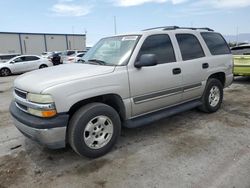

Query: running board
[{"left": 123, "top": 100, "right": 202, "bottom": 128}]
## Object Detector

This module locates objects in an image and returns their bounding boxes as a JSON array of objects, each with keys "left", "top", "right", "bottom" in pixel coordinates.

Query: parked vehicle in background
[
  {"left": 0, "top": 53, "right": 20, "bottom": 63},
  {"left": 46, "top": 52, "right": 63, "bottom": 63},
  {"left": 61, "top": 50, "right": 86, "bottom": 62},
  {"left": 51, "top": 53, "right": 62, "bottom": 66},
  {"left": 41, "top": 52, "right": 54, "bottom": 59},
  {"left": 0, "top": 55, "right": 52, "bottom": 76},
  {"left": 63, "top": 52, "right": 85, "bottom": 64},
  {"left": 231, "top": 44, "right": 250, "bottom": 76},
  {"left": 10, "top": 26, "right": 233, "bottom": 158}
]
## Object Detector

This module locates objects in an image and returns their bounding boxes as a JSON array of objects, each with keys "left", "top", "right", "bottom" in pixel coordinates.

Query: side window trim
[{"left": 136, "top": 34, "right": 177, "bottom": 64}]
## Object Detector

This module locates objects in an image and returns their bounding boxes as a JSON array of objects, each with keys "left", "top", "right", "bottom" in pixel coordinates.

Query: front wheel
[
  {"left": 198, "top": 78, "right": 223, "bottom": 113},
  {"left": 68, "top": 103, "right": 121, "bottom": 158}
]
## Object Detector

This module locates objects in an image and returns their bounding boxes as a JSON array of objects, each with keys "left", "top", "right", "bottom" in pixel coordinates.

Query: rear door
[
  {"left": 25, "top": 56, "right": 41, "bottom": 71},
  {"left": 175, "top": 33, "right": 207, "bottom": 102}
]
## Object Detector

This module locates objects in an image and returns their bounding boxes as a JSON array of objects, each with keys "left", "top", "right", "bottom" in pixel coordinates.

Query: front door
[
  {"left": 128, "top": 34, "right": 183, "bottom": 116},
  {"left": 11, "top": 57, "right": 28, "bottom": 73}
]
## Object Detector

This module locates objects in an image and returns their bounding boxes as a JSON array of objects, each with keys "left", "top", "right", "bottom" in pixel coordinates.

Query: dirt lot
[{"left": 0, "top": 75, "right": 250, "bottom": 188}]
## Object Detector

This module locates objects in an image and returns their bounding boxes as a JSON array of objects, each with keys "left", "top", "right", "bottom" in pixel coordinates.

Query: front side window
[
  {"left": 138, "top": 34, "right": 176, "bottom": 64},
  {"left": 201, "top": 32, "right": 231, "bottom": 55},
  {"left": 82, "top": 35, "right": 140, "bottom": 66},
  {"left": 176, "top": 34, "right": 205, "bottom": 61},
  {"left": 13, "top": 57, "right": 25, "bottom": 63}
]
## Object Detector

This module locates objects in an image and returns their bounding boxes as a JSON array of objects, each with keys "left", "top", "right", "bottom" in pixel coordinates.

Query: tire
[
  {"left": 198, "top": 78, "right": 223, "bottom": 113},
  {"left": 68, "top": 103, "right": 121, "bottom": 158},
  {"left": 39, "top": 64, "right": 48, "bottom": 69},
  {"left": 0, "top": 68, "right": 11, "bottom": 77}
]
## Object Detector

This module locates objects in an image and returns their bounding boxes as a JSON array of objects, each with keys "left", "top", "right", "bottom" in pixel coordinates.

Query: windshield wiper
[{"left": 88, "top": 59, "right": 107, "bottom": 65}]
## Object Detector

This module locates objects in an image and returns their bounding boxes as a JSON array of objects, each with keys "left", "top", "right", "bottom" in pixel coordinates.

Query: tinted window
[
  {"left": 201, "top": 32, "right": 231, "bottom": 55},
  {"left": 67, "top": 51, "right": 75, "bottom": 56},
  {"left": 25, "top": 56, "right": 40, "bottom": 61},
  {"left": 176, "top": 34, "right": 205, "bottom": 61},
  {"left": 138, "top": 34, "right": 176, "bottom": 64},
  {"left": 231, "top": 46, "right": 250, "bottom": 55}
]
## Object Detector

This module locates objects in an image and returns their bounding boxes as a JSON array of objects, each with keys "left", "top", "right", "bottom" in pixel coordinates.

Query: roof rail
[
  {"left": 143, "top": 26, "right": 214, "bottom": 32},
  {"left": 143, "top": 26, "right": 179, "bottom": 31}
]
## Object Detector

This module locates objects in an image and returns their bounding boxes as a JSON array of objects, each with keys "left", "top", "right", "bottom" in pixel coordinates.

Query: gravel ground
[{"left": 0, "top": 75, "right": 250, "bottom": 188}]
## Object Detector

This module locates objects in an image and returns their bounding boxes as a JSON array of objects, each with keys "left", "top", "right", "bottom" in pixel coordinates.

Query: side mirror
[
  {"left": 135, "top": 54, "right": 158, "bottom": 68},
  {"left": 10, "top": 61, "right": 15, "bottom": 64}
]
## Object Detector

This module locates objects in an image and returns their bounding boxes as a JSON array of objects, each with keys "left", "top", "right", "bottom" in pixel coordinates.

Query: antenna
[{"left": 114, "top": 16, "right": 117, "bottom": 35}]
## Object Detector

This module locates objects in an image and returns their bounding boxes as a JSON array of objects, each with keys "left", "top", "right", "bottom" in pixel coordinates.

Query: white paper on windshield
[{"left": 122, "top": 36, "right": 138, "bottom": 41}]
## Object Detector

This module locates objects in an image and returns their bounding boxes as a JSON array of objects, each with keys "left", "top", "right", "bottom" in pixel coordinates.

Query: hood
[{"left": 14, "top": 64, "right": 115, "bottom": 93}]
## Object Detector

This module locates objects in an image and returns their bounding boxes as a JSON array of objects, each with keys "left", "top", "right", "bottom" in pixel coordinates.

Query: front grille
[
  {"left": 14, "top": 88, "right": 27, "bottom": 99},
  {"left": 16, "top": 102, "right": 28, "bottom": 112}
]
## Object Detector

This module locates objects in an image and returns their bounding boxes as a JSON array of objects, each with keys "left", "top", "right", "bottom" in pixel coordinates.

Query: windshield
[{"left": 82, "top": 35, "right": 140, "bottom": 66}]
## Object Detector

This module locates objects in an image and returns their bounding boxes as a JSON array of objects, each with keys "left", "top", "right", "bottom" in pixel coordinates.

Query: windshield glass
[{"left": 82, "top": 35, "right": 140, "bottom": 66}]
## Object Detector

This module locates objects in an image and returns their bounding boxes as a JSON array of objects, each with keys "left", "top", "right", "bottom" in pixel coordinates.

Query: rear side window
[
  {"left": 176, "top": 34, "right": 205, "bottom": 61},
  {"left": 201, "top": 32, "right": 231, "bottom": 55},
  {"left": 138, "top": 34, "right": 176, "bottom": 64},
  {"left": 25, "top": 56, "right": 40, "bottom": 61}
]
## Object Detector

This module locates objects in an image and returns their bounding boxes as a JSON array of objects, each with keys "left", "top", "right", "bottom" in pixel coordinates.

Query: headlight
[
  {"left": 27, "top": 93, "right": 54, "bottom": 104},
  {"left": 27, "top": 93, "right": 57, "bottom": 118}
]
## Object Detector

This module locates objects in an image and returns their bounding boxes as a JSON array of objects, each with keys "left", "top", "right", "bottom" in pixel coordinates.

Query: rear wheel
[
  {"left": 0, "top": 68, "right": 11, "bottom": 77},
  {"left": 68, "top": 103, "right": 121, "bottom": 158},
  {"left": 39, "top": 64, "right": 48, "bottom": 69},
  {"left": 199, "top": 78, "right": 223, "bottom": 113}
]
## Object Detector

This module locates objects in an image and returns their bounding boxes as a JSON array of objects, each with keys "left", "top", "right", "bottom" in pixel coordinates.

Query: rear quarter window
[{"left": 201, "top": 32, "right": 231, "bottom": 55}]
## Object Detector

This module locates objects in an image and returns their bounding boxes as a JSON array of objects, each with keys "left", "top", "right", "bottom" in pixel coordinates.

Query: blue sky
[{"left": 0, "top": 0, "right": 250, "bottom": 46}]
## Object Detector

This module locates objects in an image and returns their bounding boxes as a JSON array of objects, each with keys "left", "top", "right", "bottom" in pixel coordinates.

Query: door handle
[
  {"left": 172, "top": 68, "right": 181, "bottom": 75},
  {"left": 202, "top": 63, "right": 209, "bottom": 69}
]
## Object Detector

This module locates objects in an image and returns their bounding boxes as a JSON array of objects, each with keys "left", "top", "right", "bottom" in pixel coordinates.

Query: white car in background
[
  {"left": 63, "top": 52, "right": 85, "bottom": 64},
  {"left": 0, "top": 55, "right": 52, "bottom": 76}
]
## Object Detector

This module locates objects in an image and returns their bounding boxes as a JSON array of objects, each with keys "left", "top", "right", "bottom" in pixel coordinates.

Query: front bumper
[{"left": 9, "top": 101, "right": 69, "bottom": 149}]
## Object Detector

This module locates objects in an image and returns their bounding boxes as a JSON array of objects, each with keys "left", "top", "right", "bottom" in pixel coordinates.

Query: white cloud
[
  {"left": 188, "top": 0, "right": 250, "bottom": 9},
  {"left": 51, "top": 1, "right": 92, "bottom": 17},
  {"left": 113, "top": 0, "right": 188, "bottom": 7},
  {"left": 113, "top": 0, "right": 250, "bottom": 8}
]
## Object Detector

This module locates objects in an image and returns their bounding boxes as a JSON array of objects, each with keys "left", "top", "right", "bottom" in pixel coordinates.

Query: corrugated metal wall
[
  {"left": 0, "top": 33, "right": 21, "bottom": 54},
  {"left": 0, "top": 32, "right": 86, "bottom": 55}
]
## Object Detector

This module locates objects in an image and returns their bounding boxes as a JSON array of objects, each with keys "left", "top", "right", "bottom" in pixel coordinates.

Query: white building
[{"left": 0, "top": 32, "right": 86, "bottom": 55}]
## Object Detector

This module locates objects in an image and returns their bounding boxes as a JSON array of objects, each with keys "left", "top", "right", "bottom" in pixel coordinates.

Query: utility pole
[
  {"left": 236, "top": 26, "right": 239, "bottom": 46},
  {"left": 114, "top": 16, "right": 117, "bottom": 35}
]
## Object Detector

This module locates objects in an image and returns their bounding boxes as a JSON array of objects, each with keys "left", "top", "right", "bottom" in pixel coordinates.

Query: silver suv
[{"left": 10, "top": 26, "right": 233, "bottom": 158}]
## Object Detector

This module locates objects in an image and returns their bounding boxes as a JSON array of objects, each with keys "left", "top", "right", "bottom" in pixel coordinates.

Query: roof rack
[{"left": 143, "top": 26, "right": 214, "bottom": 32}]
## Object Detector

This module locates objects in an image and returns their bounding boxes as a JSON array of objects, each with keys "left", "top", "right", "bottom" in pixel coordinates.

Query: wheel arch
[
  {"left": 207, "top": 72, "right": 226, "bottom": 87},
  {"left": 68, "top": 94, "right": 126, "bottom": 122},
  {"left": 39, "top": 64, "right": 48, "bottom": 68}
]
